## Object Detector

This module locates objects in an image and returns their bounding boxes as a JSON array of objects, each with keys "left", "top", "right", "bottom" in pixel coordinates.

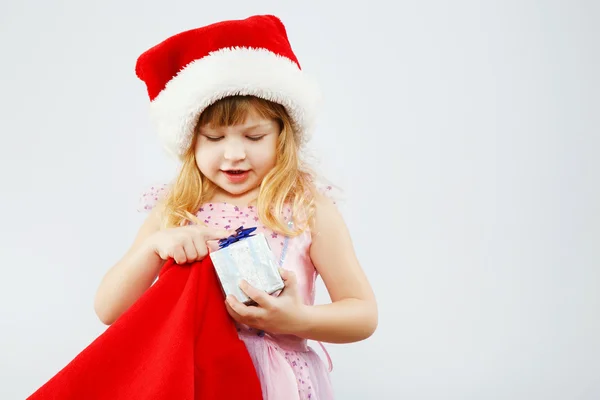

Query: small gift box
[{"left": 209, "top": 226, "right": 284, "bottom": 305}]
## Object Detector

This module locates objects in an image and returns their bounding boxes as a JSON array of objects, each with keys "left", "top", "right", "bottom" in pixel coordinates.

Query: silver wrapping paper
[{"left": 209, "top": 233, "right": 284, "bottom": 305}]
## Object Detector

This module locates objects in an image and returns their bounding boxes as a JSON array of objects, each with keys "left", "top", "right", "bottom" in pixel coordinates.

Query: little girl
[{"left": 94, "top": 14, "right": 377, "bottom": 400}]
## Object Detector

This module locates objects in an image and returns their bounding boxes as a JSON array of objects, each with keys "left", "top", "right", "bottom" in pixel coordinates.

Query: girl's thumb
[{"left": 279, "top": 268, "right": 297, "bottom": 287}]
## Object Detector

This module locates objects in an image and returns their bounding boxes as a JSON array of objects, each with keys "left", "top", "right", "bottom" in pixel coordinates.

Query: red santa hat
[{"left": 135, "top": 14, "right": 321, "bottom": 159}]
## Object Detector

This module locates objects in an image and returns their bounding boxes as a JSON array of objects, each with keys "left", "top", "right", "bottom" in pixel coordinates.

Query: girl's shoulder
[
  {"left": 137, "top": 183, "right": 170, "bottom": 213},
  {"left": 312, "top": 180, "right": 341, "bottom": 206}
]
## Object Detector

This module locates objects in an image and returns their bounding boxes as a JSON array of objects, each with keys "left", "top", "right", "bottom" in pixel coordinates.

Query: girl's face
[{"left": 194, "top": 108, "right": 279, "bottom": 202}]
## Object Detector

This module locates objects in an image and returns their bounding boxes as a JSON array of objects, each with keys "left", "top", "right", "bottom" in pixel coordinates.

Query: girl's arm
[
  {"left": 93, "top": 207, "right": 164, "bottom": 325},
  {"left": 224, "top": 193, "right": 378, "bottom": 343},
  {"left": 300, "top": 193, "right": 378, "bottom": 343}
]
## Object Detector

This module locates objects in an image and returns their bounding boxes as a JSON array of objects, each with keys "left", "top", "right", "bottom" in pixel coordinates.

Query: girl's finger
[
  {"left": 172, "top": 246, "right": 187, "bottom": 264},
  {"left": 182, "top": 238, "right": 198, "bottom": 261}
]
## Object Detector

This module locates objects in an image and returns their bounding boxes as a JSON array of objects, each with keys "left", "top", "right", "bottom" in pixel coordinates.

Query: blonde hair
[{"left": 160, "top": 95, "right": 316, "bottom": 236}]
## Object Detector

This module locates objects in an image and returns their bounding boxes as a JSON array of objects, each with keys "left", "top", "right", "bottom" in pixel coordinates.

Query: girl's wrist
[
  {"left": 291, "top": 303, "right": 313, "bottom": 337},
  {"left": 139, "top": 234, "right": 163, "bottom": 267},
  {"left": 141, "top": 233, "right": 158, "bottom": 256}
]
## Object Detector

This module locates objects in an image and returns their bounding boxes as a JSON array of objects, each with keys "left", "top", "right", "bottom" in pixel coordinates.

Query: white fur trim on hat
[{"left": 148, "top": 47, "right": 321, "bottom": 159}]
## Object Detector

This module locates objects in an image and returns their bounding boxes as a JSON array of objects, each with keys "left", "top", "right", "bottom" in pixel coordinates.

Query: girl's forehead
[{"left": 199, "top": 115, "right": 277, "bottom": 133}]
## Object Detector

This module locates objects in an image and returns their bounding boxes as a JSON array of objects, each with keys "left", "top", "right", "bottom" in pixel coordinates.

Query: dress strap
[
  {"left": 317, "top": 341, "right": 333, "bottom": 372},
  {"left": 278, "top": 220, "right": 294, "bottom": 266}
]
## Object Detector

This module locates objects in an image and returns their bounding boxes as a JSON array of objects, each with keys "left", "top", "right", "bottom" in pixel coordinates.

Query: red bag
[{"left": 28, "top": 257, "right": 263, "bottom": 400}]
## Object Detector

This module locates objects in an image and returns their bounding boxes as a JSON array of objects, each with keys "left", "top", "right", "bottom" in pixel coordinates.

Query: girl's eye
[
  {"left": 205, "top": 136, "right": 223, "bottom": 142},
  {"left": 247, "top": 135, "right": 265, "bottom": 141}
]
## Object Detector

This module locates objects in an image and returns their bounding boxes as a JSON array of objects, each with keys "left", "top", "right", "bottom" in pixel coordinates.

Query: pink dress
[{"left": 140, "top": 185, "right": 335, "bottom": 400}]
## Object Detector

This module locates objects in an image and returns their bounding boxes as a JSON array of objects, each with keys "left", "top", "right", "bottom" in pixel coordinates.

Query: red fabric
[
  {"left": 27, "top": 258, "right": 263, "bottom": 400},
  {"left": 135, "top": 14, "right": 300, "bottom": 101}
]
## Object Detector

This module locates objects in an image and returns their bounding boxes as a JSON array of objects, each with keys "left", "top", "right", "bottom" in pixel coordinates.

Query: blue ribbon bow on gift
[{"left": 218, "top": 226, "right": 257, "bottom": 249}]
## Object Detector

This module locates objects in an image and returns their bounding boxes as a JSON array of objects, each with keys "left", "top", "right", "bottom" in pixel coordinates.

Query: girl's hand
[
  {"left": 147, "top": 225, "right": 232, "bottom": 265},
  {"left": 225, "top": 268, "right": 310, "bottom": 335}
]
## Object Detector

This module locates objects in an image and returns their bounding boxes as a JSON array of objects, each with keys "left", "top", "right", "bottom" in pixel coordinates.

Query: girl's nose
[{"left": 223, "top": 140, "right": 246, "bottom": 161}]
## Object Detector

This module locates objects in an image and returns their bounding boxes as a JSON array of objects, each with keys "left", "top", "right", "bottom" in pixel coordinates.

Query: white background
[{"left": 1, "top": 1, "right": 599, "bottom": 399}]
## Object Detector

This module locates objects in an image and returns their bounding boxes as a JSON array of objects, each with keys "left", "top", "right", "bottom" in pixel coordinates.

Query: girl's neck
[{"left": 208, "top": 187, "right": 259, "bottom": 208}]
